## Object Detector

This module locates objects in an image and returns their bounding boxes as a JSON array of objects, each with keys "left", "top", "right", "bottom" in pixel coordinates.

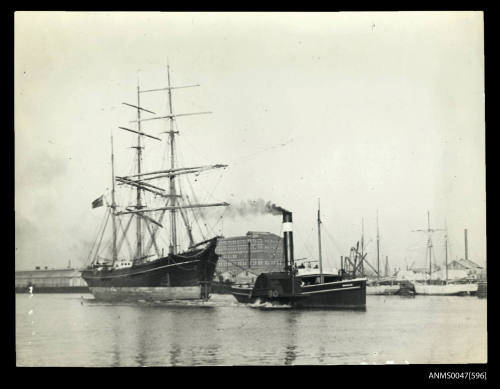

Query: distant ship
[
  {"left": 410, "top": 212, "right": 477, "bottom": 296},
  {"left": 82, "top": 67, "right": 229, "bottom": 302},
  {"left": 366, "top": 211, "right": 402, "bottom": 295},
  {"left": 231, "top": 202, "right": 367, "bottom": 309}
]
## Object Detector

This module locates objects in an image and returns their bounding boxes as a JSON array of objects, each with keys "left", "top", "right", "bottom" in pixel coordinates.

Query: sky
[{"left": 15, "top": 11, "right": 486, "bottom": 272}]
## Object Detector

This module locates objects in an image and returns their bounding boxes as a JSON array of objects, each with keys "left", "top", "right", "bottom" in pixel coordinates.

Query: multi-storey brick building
[{"left": 215, "top": 231, "right": 283, "bottom": 279}]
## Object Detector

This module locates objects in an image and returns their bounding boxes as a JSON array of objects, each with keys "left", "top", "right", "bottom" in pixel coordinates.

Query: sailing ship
[
  {"left": 411, "top": 212, "right": 477, "bottom": 296},
  {"left": 231, "top": 202, "right": 367, "bottom": 309},
  {"left": 366, "top": 211, "right": 401, "bottom": 295},
  {"left": 81, "top": 67, "right": 229, "bottom": 302}
]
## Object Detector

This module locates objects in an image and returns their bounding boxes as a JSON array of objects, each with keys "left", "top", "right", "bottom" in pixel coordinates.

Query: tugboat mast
[{"left": 317, "top": 199, "right": 324, "bottom": 283}]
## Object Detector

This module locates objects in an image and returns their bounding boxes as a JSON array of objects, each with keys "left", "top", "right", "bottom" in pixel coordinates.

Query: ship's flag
[{"left": 91, "top": 195, "right": 104, "bottom": 209}]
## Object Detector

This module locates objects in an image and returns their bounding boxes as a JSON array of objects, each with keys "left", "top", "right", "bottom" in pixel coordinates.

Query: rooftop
[
  {"left": 450, "top": 258, "right": 483, "bottom": 269},
  {"left": 15, "top": 268, "right": 83, "bottom": 278},
  {"left": 219, "top": 232, "right": 282, "bottom": 241}
]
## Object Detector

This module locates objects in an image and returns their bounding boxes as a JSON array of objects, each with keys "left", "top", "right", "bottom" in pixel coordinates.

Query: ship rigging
[{"left": 82, "top": 66, "right": 229, "bottom": 301}]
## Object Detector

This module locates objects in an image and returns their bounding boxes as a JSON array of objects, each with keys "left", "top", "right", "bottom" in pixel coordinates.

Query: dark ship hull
[
  {"left": 82, "top": 239, "right": 219, "bottom": 302},
  {"left": 231, "top": 272, "right": 366, "bottom": 309},
  {"left": 210, "top": 281, "right": 235, "bottom": 294},
  {"left": 230, "top": 285, "right": 254, "bottom": 302}
]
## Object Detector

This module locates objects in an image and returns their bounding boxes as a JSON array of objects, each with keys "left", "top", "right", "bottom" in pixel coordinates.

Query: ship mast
[
  {"left": 427, "top": 211, "right": 432, "bottom": 281},
  {"left": 317, "top": 199, "right": 323, "bottom": 283},
  {"left": 135, "top": 84, "right": 143, "bottom": 260},
  {"left": 166, "top": 65, "right": 178, "bottom": 254},
  {"left": 376, "top": 209, "right": 380, "bottom": 280},
  {"left": 413, "top": 211, "right": 443, "bottom": 284},
  {"left": 360, "top": 217, "right": 365, "bottom": 277},
  {"left": 111, "top": 133, "right": 118, "bottom": 264},
  {"left": 444, "top": 220, "right": 448, "bottom": 282},
  {"left": 118, "top": 66, "right": 227, "bottom": 258}
]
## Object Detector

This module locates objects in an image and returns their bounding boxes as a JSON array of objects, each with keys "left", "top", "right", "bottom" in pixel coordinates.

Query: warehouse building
[
  {"left": 215, "top": 231, "right": 283, "bottom": 281},
  {"left": 448, "top": 258, "right": 485, "bottom": 279},
  {"left": 15, "top": 266, "right": 89, "bottom": 292}
]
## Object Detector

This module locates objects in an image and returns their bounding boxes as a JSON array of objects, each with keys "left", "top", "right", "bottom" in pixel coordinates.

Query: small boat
[
  {"left": 395, "top": 280, "right": 416, "bottom": 296},
  {"left": 413, "top": 281, "right": 477, "bottom": 296},
  {"left": 366, "top": 279, "right": 401, "bottom": 295},
  {"left": 230, "top": 283, "right": 254, "bottom": 303},
  {"left": 477, "top": 280, "right": 487, "bottom": 298},
  {"left": 230, "top": 202, "right": 367, "bottom": 309}
]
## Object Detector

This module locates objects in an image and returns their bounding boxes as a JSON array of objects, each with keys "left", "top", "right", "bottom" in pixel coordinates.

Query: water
[{"left": 16, "top": 293, "right": 487, "bottom": 366}]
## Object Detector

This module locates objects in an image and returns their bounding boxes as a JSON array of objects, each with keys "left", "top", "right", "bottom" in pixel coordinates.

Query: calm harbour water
[{"left": 16, "top": 293, "right": 487, "bottom": 366}]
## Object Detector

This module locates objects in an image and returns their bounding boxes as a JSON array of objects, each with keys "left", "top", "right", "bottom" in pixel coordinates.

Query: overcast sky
[{"left": 15, "top": 11, "right": 485, "bottom": 272}]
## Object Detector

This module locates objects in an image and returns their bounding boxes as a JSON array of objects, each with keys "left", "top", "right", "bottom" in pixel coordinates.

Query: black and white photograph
[{"left": 14, "top": 11, "right": 487, "bottom": 368}]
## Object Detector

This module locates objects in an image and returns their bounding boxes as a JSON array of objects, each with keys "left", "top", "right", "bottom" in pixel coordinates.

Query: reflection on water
[
  {"left": 284, "top": 313, "right": 297, "bottom": 365},
  {"left": 169, "top": 344, "right": 181, "bottom": 366},
  {"left": 16, "top": 293, "right": 487, "bottom": 366},
  {"left": 284, "top": 345, "right": 297, "bottom": 365}
]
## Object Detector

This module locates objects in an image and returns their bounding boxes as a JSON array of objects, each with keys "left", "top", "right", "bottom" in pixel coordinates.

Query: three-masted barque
[{"left": 82, "top": 67, "right": 229, "bottom": 302}]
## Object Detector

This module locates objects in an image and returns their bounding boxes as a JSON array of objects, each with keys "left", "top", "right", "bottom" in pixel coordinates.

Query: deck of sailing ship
[{"left": 82, "top": 67, "right": 229, "bottom": 302}]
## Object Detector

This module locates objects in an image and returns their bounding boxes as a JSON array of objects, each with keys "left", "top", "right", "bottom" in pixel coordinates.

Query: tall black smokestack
[
  {"left": 247, "top": 239, "right": 251, "bottom": 268},
  {"left": 464, "top": 229, "right": 468, "bottom": 260},
  {"left": 282, "top": 211, "right": 294, "bottom": 271}
]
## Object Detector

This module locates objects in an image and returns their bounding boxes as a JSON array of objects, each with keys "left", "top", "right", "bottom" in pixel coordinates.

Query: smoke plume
[{"left": 224, "top": 199, "right": 289, "bottom": 218}]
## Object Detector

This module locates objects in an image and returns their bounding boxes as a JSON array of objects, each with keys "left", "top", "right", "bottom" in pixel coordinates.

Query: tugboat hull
[
  {"left": 293, "top": 278, "right": 366, "bottom": 309},
  {"left": 231, "top": 273, "right": 366, "bottom": 309}
]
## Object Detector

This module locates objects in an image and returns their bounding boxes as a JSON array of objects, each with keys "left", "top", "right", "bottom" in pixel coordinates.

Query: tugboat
[
  {"left": 81, "top": 66, "right": 229, "bottom": 302},
  {"left": 231, "top": 203, "right": 366, "bottom": 309}
]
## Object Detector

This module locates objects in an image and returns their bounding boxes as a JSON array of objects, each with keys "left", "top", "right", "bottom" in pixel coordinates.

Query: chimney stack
[
  {"left": 282, "top": 211, "right": 294, "bottom": 271},
  {"left": 247, "top": 239, "right": 251, "bottom": 269},
  {"left": 464, "top": 229, "right": 468, "bottom": 260}
]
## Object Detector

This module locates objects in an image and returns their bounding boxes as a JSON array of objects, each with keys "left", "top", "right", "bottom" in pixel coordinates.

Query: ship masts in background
[
  {"left": 376, "top": 209, "right": 380, "bottom": 279},
  {"left": 427, "top": 212, "right": 432, "bottom": 280},
  {"left": 317, "top": 199, "right": 324, "bottom": 283},
  {"left": 413, "top": 211, "right": 444, "bottom": 282},
  {"left": 445, "top": 221, "right": 448, "bottom": 281},
  {"left": 360, "top": 217, "right": 365, "bottom": 276}
]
